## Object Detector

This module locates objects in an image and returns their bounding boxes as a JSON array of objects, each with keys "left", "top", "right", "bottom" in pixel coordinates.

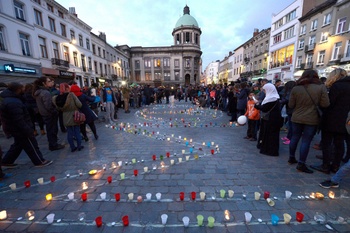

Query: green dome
[
  {"left": 175, "top": 5, "right": 199, "bottom": 28},
  {"left": 175, "top": 14, "right": 198, "bottom": 28}
]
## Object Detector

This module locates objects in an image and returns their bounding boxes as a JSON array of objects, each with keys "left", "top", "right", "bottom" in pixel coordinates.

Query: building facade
[
  {"left": 202, "top": 61, "right": 219, "bottom": 85},
  {"left": 129, "top": 5, "right": 202, "bottom": 87}
]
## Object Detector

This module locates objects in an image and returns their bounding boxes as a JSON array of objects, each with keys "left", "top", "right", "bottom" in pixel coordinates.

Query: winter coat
[
  {"left": 33, "top": 87, "right": 58, "bottom": 117},
  {"left": 245, "top": 99, "right": 260, "bottom": 120},
  {"left": 237, "top": 88, "right": 249, "bottom": 110},
  {"left": 322, "top": 76, "right": 350, "bottom": 133},
  {"left": 52, "top": 92, "right": 82, "bottom": 127},
  {"left": 77, "top": 94, "right": 98, "bottom": 124},
  {"left": 289, "top": 84, "right": 329, "bottom": 126},
  {"left": 0, "top": 89, "right": 33, "bottom": 137}
]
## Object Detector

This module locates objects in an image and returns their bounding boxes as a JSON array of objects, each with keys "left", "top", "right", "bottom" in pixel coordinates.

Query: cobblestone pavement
[{"left": 0, "top": 101, "right": 350, "bottom": 233}]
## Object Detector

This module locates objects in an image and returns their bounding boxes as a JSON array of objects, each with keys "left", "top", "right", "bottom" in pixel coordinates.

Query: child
[{"left": 244, "top": 92, "right": 260, "bottom": 141}]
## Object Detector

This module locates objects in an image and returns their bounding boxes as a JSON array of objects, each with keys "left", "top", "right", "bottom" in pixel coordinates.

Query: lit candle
[
  {"left": 46, "top": 193, "right": 53, "bottom": 201},
  {"left": 0, "top": 210, "right": 7, "bottom": 220},
  {"left": 328, "top": 191, "right": 335, "bottom": 199},
  {"left": 25, "top": 211, "right": 35, "bottom": 221},
  {"left": 224, "top": 210, "right": 230, "bottom": 221},
  {"left": 82, "top": 182, "right": 88, "bottom": 190},
  {"left": 310, "top": 192, "right": 315, "bottom": 199},
  {"left": 315, "top": 192, "right": 324, "bottom": 200}
]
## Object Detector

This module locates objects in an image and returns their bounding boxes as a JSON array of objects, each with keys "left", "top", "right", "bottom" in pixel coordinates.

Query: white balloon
[{"left": 237, "top": 116, "right": 247, "bottom": 125}]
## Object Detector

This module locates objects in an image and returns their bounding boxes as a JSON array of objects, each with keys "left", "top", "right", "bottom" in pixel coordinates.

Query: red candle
[
  {"left": 296, "top": 212, "right": 304, "bottom": 222},
  {"left": 211, "top": 149, "right": 215, "bottom": 155},
  {"left": 95, "top": 216, "right": 102, "bottom": 227},
  {"left": 144, "top": 122, "right": 146, "bottom": 126},
  {"left": 152, "top": 155, "right": 156, "bottom": 160},
  {"left": 122, "top": 215, "right": 129, "bottom": 226},
  {"left": 179, "top": 192, "right": 185, "bottom": 201},
  {"left": 24, "top": 180, "right": 31, "bottom": 188},
  {"left": 115, "top": 193, "right": 121, "bottom": 202},
  {"left": 107, "top": 176, "right": 112, "bottom": 183},
  {"left": 210, "top": 122, "right": 212, "bottom": 125},
  {"left": 50, "top": 176, "right": 56, "bottom": 182},
  {"left": 191, "top": 192, "right": 196, "bottom": 201},
  {"left": 133, "top": 170, "right": 138, "bottom": 176},
  {"left": 81, "top": 193, "right": 87, "bottom": 201},
  {"left": 264, "top": 191, "right": 270, "bottom": 199},
  {"left": 166, "top": 152, "right": 170, "bottom": 157}
]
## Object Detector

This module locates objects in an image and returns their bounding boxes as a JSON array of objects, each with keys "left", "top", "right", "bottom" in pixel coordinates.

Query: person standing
[
  {"left": 254, "top": 83, "right": 282, "bottom": 156},
  {"left": 52, "top": 83, "right": 83, "bottom": 152},
  {"left": 100, "top": 82, "right": 117, "bottom": 124},
  {"left": 288, "top": 70, "right": 330, "bottom": 173},
  {"left": 33, "top": 77, "right": 64, "bottom": 151},
  {"left": 0, "top": 82, "right": 52, "bottom": 167},
  {"left": 311, "top": 68, "right": 350, "bottom": 174},
  {"left": 121, "top": 85, "right": 131, "bottom": 113},
  {"left": 244, "top": 92, "right": 260, "bottom": 141}
]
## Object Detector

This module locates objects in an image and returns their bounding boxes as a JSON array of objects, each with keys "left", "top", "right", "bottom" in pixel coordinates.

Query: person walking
[
  {"left": 100, "top": 82, "right": 117, "bottom": 124},
  {"left": 52, "top": 83, "right": 83, "bottom": 152},
  {"left": 33, "top": 77, "right": 64, "bottom": 151},
  {"left": 288, "top": 70, "right": 330, "bottom": 173},
  {"left": 0, "top": 82, "right": 52, "bottom": 168},
  {"left": 311, "top": 68, "right": 350, "bottom": 174}
]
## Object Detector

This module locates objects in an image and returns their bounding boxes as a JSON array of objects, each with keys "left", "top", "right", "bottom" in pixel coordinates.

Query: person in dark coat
[
  {"left": 312, "top": 69, "right": 350, "bottom": 174},
  {"left": 228, "top": 85, "right": 238, "bottom": 123},
  {"left": 254, "top": 83, "right": 282, "bottom": 156},
  {"left": 0, "top": 82, "right": 52, "bottom": 167},
  {"left": 236, "top": 82, "right": 249, "bottom": 116},
  {"left": 70, "top": 85, "right": 98, "bottom": 141}
]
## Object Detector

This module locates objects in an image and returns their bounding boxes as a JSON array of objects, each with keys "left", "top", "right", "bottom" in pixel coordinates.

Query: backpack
[{"left": 74, "top": 110, "right": 86, "bottom": 124}]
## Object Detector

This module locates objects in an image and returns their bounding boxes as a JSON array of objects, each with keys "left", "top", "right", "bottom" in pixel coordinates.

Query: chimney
[
  {"left": 99, "top": 32, "right": 106, "bottom": 41},
  {"left": 69, "top": 7, "right": 77, "bottom": 17},
  {"left": 253, "top": 28, "right": 259, "bottom": 37}
]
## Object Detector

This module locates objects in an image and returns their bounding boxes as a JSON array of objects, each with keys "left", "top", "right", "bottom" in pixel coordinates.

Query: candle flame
[
  {"left": 328, "top": 191, "right": 335, "bottom": 199},
  {"left": 224, "top": 210, "right": 230, "bottom": 220}
]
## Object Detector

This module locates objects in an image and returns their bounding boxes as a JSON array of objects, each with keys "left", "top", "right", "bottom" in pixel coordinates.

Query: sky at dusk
[{"left": 57, "top": 0, "right": 296, "bottom": 69}]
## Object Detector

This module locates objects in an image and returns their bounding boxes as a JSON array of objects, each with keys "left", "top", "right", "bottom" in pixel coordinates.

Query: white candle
[{"left": 0, "top": 210, "right": 7, "bottom": 220}]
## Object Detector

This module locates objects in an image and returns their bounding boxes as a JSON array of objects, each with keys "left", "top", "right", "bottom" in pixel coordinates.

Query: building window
[
  {"left": 323, "top": 13, "right": 331, "bottom": 26},
  {"left": 47, "top": 3, "right": 53, "bottom": 12},
  {"left": 103, "top": 49, "right": 105, "bottom": 58},
  {"left": 265, "top": 41, "right": 269, "bottom": 51},
  {"left": 60, "top": 24, "right": 66, "bottom": 37},
  {"left": 19, "top": 33, "right": 30, "bottom": 56},
  {"left": 310, "top": 19, "right": 318, "bottom": 31},
  {"left": 0, "top": 27, "right": 6, "bottom": 51},
  {"left": 52, "top": 41, "right": 59, "bottom": 59},
  {"left": 174, "top": 59, "right": 180, "bottom": 68},
  {"left": 144, "top": 59, "right": 151, "bottom": 68},
  {"left": 92, "top": 44, "right": 95, "bottom": 54},
  {"left": 73, "top": 52, "right": 78, "bottom": 66},
  {"left": 58, "top": 11, "right": 64, "bottom": 19},
  {"left": 63, "top": 46, "right": 69, "bottom": 61},
  {"left": 300, "top": 25, "right": 306, "bottom": 35},
  {"left": 309, "top": 35, "right": 316, "bottom": 47},
  {"left": 135, "top": 60, "right": 140, "bottom": 69},
  {"left": 185, "top": 59, "right": 190, "bottom": 68},
  {"left": 79, "top": 35, "right": 83, "bottom": 47},
  {"left": 345, "top": 40, "right": 350, "bottom": 58},
  {"left": 135, "top": 71, "right": 141, "bottom": 81},
  {"left": 273, "top": 33, "right": 282, "bottom": 44},
  {"left": 285, "top": 9, "right": 296, "bottom": 23},
  {"left": 306, "top": 54, "right": 313, "bottom": 66},
  {"left": 86, "top": 38, "right": 90, "bottom": 50},
  {"left": 154, "top": 72, "right": 161, "bottom": 80},
  {"left": 154, "top": 58, "right": 161, "bottom": 67},
  {"left": 163, "top": 58, "right": 170, "bottom": 67},
  {"left": 88, "top": 57, "right": 92, "bottom": 70},
  {"left": 260, "top": 43, "right": 264, "bottom": 54},
  {"left": 145, "top": 72, "right": 152, "bottom": 81},
  {"left": 38, "top": 36, "right": 47, "bottom": 58},
  {"left": 298, "top": 39, "right": 304, "bottom": 49},
  {"left": 48, "top": 17, "right": 56, "bottom": 32},
  {"left": 185, "top": 32, "right": 191, "bottom": 43},
  {"left": 336, "top": 17, "right": 347, "bottom": 34},
  {"left": 317, "top": 50, "right": 325, "bottom": 65},
  {"left": 320, "top": 32, "right": 328, "bottom": 42},
  {"left": 34, "top": 9, "right": 43, "bottom": 26},
  {"left": 255, "top": 46, "right": 259, "bottom": 54},
  {"left": 175, "top": 71, "right": 180, "bottom": 81},
  {"left": 33, "top": 0, "right": 41, "bottom": 4},
  {"left": 70, "top": 30, "right": 75, "bottom": 42},
  {"left": 97, "top": 47, "right": 101, "bottom": 57},
  {"left": 14, "top": 1, "right": 25, "bottom": 21},
  {"left": 274, "top": 18, "right": 283, "bottom": 30},
  {"left": 94, "top": 61, "right": 98, "bottom": 74},
  {"left": 284, "top": 26, "right": 294, "bottom": 40},
  {"left": 164, "top": 72, "right": 170, "bottom": 81},
  {"left": 331, "top": 42, "right": 342, "bottom": 60},
  {"left": 296, "top": 56, "right": 302, "bottom": 68},
  {"left": 81, "top": 55, "right": 86, "bottom": 71}
]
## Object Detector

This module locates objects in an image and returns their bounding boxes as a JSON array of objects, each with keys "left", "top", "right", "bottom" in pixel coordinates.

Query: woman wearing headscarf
[
  {"left": 288, "top": 70, "right": 330, "bottom": 173},
  {"left": 311, "top": 68, "right": 350, "bottom": 174},
  {"left": 254, "top": 83, "right": 282, "bottom": 156}
]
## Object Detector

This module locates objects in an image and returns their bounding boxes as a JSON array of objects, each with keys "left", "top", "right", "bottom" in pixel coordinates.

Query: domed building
[{"left": 128, "top": 5, "right": 202, "bottom": 87}]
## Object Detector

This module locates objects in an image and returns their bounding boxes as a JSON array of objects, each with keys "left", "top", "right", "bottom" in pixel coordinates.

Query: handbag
[
  {"left": 74, "top": 110, "right": 86, "bottom": 124},
  {"left": 260, "top": 102, "right": 277, "bottom": 121},
  {"left": 304, "top": 86, "right": 323, "bottom": 118}
]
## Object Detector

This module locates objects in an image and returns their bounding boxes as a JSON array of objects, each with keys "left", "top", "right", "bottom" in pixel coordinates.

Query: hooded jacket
[
  {"left": 33, "top": 87, "right": 57, "bottom": 116},
  {"left": 0, "top": 89, "right": 33, "bottom": 137},
  {"left": 53, "top": 92, "right": 82, "bottom": 126}
]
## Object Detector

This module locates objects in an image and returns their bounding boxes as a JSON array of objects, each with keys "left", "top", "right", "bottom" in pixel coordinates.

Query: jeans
[
  {"left": 105, "top": 102, "right": 116, "bottom": 122},
  {"left": 332, "top": 160, "right": 350, "bottom": 184},
  {"left": 322, "top": 131, "right": 346, "bottom": 168},
  {"left": 286, "top": 114, "right": 293, "bottom": 140},
  {"left": 42, "top": 114, "right": 59, "bottom": 148},
  {"left": 67, "top": 126, "right": 82, "bottom": 150},
  {"left": 289, "top": 122, "right": 317, "bottom": 163}
]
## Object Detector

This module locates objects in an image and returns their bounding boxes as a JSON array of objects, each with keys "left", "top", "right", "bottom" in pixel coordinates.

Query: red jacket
[{"left": 245, "top": 99, "right": 260, "bottom": 120}]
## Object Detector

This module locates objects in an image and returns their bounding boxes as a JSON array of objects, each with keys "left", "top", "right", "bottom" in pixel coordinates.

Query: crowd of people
[{"left": 1, "top": 70, "right": 350, "bottom": 189}]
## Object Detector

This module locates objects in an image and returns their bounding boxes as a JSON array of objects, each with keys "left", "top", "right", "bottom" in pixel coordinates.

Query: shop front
[{"left": 1, "top": 60, "right": 41, "bottom": 84}]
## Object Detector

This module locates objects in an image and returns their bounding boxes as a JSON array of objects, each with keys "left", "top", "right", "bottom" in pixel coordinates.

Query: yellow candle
[{"left": 46, "top": 193, "right": 52, "bottom": 201}]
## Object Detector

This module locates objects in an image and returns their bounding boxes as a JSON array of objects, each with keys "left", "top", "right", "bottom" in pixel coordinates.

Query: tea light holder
[
  {"left": 328, "top": 191, "right": 335, "bottom": 199},
  {"left": 81, "top": 182, "right": 88, "bottom": 190},
  {"left": 46, "top": 193, "right": 53, "bottom": 201},
  {"left": 0, "top": 210, "right": 7, "bottom": 220},
  {"left": 224, "top": 210, "right": 231, "bottom": 221},
  {"left": 25, "top": 211, "right": 35, "bottom": 221}
]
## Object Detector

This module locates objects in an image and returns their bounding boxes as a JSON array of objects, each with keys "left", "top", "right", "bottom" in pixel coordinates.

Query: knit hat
[{"left": 70, "top": 85, "right": 82, "bottom": 97}]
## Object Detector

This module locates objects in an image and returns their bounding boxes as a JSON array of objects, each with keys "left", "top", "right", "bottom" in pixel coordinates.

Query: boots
[{"left": 41, "top": 130, "right": 46, "bottom": 135}]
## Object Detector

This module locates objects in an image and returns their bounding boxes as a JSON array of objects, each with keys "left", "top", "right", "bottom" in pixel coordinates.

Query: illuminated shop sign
[{"left": 4, "top": 64, "right": 36, "bottom": 74}]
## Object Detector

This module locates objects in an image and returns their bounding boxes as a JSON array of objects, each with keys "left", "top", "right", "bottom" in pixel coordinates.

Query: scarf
[{"left": 262, "top": 83, "right": 280, "bottom": 105}]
